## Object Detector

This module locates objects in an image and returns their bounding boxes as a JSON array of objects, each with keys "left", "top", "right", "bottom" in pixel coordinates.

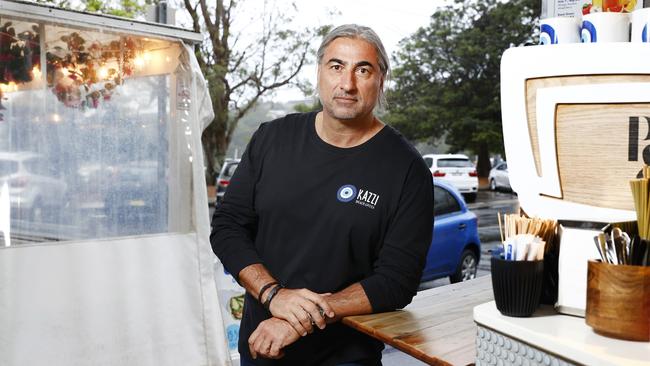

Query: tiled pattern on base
[{"left": 475, "top": 325, "right": 576, "bottom": 366}]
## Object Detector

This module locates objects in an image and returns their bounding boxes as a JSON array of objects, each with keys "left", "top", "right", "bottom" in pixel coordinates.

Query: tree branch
[
  {"left": 228, "top": 50, "right": 247, "bottom": 74},
  {"left": 229, "top": 74, "right": 255, "bottom": 93},
  {"left": 260, "top": 48, "right": 306, "bottom": 91},
  {"left": 200, "top": 0, "right": 218, "bottom": 53},
  {"left": 182, "top": 0, "right": 201, "bottom": 33}
]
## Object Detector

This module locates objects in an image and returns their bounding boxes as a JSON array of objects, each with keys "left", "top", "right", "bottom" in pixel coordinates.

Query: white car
[
  {"left": 488, "top": 161, "right": 511, "bottom": 191},
  {"left": 422, "top": 154, "right": 478, "bottom": 202},
  {"left": 0, "top": 152, "right": 68, "bottom": 221}
]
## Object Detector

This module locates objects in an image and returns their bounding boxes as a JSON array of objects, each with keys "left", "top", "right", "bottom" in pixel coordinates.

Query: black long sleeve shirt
[{"left": 210, "top": 111, "right": 434, "bottom": 365}]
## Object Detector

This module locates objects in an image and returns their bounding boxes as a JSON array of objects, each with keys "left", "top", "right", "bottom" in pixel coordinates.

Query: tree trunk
[
  {"left": 201, "top": 106, "right": 229, "bottom": 185},
  {"left": 201, "top": 54, "right": 229, "bottom": 185},
  {"left": 476, "top": 142, "right": 491, "bottom": 178}
]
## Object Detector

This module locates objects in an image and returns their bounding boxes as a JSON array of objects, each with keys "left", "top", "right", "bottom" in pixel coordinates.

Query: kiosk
[
  {"left": 473, "top": 43, "right": 650, "bottom": 365},
  {"left": 0, "top": 1, "right": 232, "bottom": 365}
]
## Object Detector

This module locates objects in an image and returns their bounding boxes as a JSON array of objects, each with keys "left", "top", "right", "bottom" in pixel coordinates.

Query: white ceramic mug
[
  {"left": 540, "top": 17, "right": 581, "bottom": 45},
  {"left": 631, "top": 7, "right": 650, "bottom": 42},
  {"left": 581, "top": 12, "right": 630, "bottom": 43}
]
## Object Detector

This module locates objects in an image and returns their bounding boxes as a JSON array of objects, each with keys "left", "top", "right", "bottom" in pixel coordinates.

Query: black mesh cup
[{"left": 491, "top": 257, "right": 544, "bottom": 317}]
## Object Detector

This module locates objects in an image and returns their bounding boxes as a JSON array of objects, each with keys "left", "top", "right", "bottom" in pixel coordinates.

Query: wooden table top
[{"left": 342, "top": 276, "right": 494, "bottom": 366}]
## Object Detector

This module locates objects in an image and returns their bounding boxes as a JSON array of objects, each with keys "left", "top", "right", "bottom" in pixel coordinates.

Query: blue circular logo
[
  {"left": 643, "top": 24, "right": 648, "bottom": 43},
  {"left": 337, "top": 184, "right": 357, "bottom": 202},
  {"left": 581, "top": 21, "right": 597, "bottom": 43},
  {"left": 540, "top": 24, "right": 557, "bottom": 45}
]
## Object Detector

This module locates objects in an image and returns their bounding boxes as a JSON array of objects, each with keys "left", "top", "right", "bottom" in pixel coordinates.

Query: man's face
[{"left": 318, "top": 37, "right": 383, "bottom": 121}]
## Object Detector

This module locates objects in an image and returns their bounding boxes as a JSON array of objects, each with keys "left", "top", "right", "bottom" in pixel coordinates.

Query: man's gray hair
[{"left": 317, "top": 24, "right": 390, "bottom": 108}]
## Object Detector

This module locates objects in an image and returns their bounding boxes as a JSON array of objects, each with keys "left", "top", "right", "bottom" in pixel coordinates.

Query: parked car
[
  {"left": 422, "top": 154, "right": 478, "bottom": 202},
  {"left": 422, "top": 179, "right": 481, "bottom": 283},
  {"left": 0, "top": 151, "right": 68, "bottom": 222},
  {"left": 215, "top": 158, "right": 240, "bottom": 205},
  {"left": 488, "top": 162, "right": 511, "bottom": 191},
  {"left": 103, "top": 160, "right": 165, "bottom": 233}
]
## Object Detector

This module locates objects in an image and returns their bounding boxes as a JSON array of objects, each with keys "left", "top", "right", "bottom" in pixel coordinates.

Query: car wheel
[
  {"left": 490, "top": 179, "right": 497, "bottom": 191},
  {"left": 464, "top": 193, "right": 476, "bottom": 203},
  {"left": 450, "top": 249, "right": 478, "bottom": 283}
]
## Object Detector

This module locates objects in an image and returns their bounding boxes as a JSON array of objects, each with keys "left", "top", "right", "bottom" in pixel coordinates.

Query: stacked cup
[
  {"left": 540, "top": 17, "right": 582, "bottom": 44},
  {"left": 632, "top": 8, "right": 650, "bottom": 42},
  {"left": 539, "top": 17, "right": 580, "bottom": 45},
  {"left": 581, "top": 12, "right": 630, "bottom": 43}
]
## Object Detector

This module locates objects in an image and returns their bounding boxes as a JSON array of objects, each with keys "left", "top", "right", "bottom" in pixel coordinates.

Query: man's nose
[{"left": 339, "top": 69, "right": 357, "bottom": 92}]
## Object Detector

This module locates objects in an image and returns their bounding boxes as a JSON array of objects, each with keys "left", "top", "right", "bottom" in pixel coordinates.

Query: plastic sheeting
[{"left": 0, "top": 16, "right": 230, "bottom": 366}]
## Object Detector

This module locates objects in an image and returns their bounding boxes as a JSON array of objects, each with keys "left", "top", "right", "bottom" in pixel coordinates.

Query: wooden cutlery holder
[{"left": 585, "top": 260, "right": 650, "bottom": 341}]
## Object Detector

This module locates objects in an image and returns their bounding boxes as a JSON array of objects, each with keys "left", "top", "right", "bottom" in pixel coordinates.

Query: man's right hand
[{"left": 267, "top": 288, "right": 335, "bottom": 336}]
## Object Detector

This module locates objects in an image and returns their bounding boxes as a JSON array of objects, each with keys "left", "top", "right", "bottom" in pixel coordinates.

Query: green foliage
[
  {"left": 385, "top": 0, "right": 539, "bottom": 172},
  {"left": 293, "top": 99, "right": 322, "bottom": 113},
  {"left": 37, "top": 0, "right": 146, "bottom": 18}
]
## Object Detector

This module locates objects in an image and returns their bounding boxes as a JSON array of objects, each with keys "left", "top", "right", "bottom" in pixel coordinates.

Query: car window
[
  {"left": 423, "top": 157, "right": 433, "bottom": 168},
  {"left": 437, "top": 158, "right": 473, "bottom": 168},
  {"left": 24, "top": 158, "right": 45, "bottom": 175},
  {"left": 434, "top": 186, "right": 461, "bottom": 216},
  {"left": 497, "top": 163, "right": 507, "bottom": 171},
  {"left": 24, "top": 157, "right": 58, "bottom": 178},
  {"left": 0, "top": 160, "right": 18, "bottom": 176}
]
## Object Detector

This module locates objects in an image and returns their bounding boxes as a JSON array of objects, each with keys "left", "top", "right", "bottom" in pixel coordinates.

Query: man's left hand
[
  {"left": 268, "top": 288, "right": 335, "bottom": 336},
  {"left": 248, "top": 317, "right": 301, "bottom": 359}
]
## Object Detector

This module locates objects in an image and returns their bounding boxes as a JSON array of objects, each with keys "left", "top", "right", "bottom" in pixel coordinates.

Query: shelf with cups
[{"left": 541, "top": 7, "right": 650, "bottom": 44}]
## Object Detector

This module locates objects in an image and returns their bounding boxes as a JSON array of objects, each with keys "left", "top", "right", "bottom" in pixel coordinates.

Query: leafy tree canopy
[{"left": 384, "top": 0, "right": 539, "bottom": 175}]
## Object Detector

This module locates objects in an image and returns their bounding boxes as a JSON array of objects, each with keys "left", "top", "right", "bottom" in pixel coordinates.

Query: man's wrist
[
  {"left": 257, "top": 281, "right": 279, "bottom": 303},
  {"left": 263, "top": 284, "right": 283, "bottom": 311}
]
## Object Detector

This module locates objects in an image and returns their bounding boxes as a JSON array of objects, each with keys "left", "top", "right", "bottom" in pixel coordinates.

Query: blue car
[{"left": 422, "top": 179, "right": 481, "bottom": 283}]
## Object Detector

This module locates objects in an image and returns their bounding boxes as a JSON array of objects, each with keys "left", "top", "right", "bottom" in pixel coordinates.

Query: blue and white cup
[
  {"left": 631, "top": 8, "right": 650, "bottom": 42},
  {"left": 540, "top": 17, "right": 581, "bottom": 45},
  {"left": 581, "top": 12, "right": 630, "bottom": 43}
]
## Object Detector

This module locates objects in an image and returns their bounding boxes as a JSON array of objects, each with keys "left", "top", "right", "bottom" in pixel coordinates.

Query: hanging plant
[
  {"left": 46, "top": 32, "right": 141, "bottom": 109},
  {"left": 0, "top": 21, "right": 41, "bottom": 120},
  {"left": 0, "top": 20, "right": 142, "bottom": 114}
]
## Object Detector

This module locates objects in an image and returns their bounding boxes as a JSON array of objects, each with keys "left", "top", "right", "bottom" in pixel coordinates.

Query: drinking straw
[
  {"left": 497, "top": 212, "right": 504, "bottom": 243},
  {"left": 630, "top": 179, "right": 647, "bottom": 240},
  {"left": 639, "top": 179, "right": 648, "bottom": 239}
]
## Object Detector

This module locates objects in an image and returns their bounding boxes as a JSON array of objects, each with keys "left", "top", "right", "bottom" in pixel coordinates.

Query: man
[{"left": 211, "top": 24, "right": 433, "bottom": 365}]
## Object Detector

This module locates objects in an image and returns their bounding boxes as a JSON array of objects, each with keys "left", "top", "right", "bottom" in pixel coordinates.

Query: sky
[{"left": 244, "top": 0, "right": 443, "bottom": 102}]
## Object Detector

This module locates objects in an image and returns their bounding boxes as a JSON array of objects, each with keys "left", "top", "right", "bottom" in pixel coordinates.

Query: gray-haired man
[{"left": 211, "top": 24, "right": 433, "bottom": 365}]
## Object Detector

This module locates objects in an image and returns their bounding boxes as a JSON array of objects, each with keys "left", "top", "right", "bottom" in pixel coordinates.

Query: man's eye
[
  {"left": 357, "top": 68, "right": 370, "bottom": 76},
  {"left": 331, "top": 65, "right": 342, "bottom": 71}
]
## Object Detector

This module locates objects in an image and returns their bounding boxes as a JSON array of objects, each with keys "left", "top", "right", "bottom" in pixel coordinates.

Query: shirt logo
[
  {"left": 337, "top": 184, "right": 357, "bottom": 202},
  {"left": 336, "top": 184, "right": 380, "bottom": 209}
]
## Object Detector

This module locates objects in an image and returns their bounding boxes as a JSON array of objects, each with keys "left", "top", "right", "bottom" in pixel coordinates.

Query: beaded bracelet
[
  {"left": 263, "top": 284, "right": 283, "bottom": 311},
  {"left": 257, "top": 281, "right": 278, "bottom": 303}
]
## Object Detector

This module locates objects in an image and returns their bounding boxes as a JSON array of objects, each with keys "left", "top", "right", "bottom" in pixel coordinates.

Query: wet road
[{"left": 471, "top": 189, "right": 520, "bottom": 270}]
